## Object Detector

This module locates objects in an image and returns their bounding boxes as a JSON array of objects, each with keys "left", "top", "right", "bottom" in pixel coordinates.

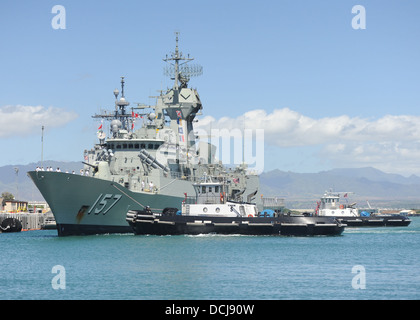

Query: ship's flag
[
  {"left": 344, "top": 193, "right": 348, "bottom": 198},
  {"left": 176, "top": 110, "right": 181, "bottom": 118},
  {"left": 98, "top": 124, "right": 102, "bottom": 130}
]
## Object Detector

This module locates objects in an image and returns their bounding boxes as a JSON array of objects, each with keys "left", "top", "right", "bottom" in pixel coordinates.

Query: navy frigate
[{"left": 27, "top": 34, "right": 260, "bottom": 236}]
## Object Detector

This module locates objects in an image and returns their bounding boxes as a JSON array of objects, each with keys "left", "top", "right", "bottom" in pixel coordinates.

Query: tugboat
[
  {"left": 314, "top": 190, "right": 411, "bottom": 227},
  {"left": 127, "top": 177, "right": 346, "bottom": 236}
]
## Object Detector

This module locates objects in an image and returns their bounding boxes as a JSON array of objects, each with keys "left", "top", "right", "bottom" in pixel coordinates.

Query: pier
[{"left": 0, "top": 212, "right": 50, "bottom": 231}]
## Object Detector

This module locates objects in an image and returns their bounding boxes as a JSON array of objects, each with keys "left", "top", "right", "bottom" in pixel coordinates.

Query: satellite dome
[{"left": 111, "top": 119, "right": 122, "bottom": 133}]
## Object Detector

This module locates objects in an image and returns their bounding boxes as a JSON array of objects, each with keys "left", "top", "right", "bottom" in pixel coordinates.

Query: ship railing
[
  {"left": 169, "top": 171, "right": 200, "bottom": 182},
  {"left": 183, "top": 195, "right": 222, "bottom": 205},
  {"left": 262, "top": 197, "right": 285, "bottom": 209}
]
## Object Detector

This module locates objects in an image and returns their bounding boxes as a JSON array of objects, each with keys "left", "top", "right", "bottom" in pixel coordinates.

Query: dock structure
[{"left": 0, "top": 212, "right": 48, "bottom": 231}]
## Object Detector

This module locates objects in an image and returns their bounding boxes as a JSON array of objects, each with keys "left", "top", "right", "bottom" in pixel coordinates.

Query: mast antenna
[{"left": 163, "top": 32, "right": 202, "bottom": 89}]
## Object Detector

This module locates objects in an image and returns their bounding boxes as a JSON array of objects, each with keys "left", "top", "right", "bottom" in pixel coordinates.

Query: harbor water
[{"left": 1, "top": 218, "right": 419, "bottom": 300}]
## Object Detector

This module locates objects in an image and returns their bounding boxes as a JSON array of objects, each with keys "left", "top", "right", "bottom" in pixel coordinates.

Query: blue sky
[{"left": 1, "top": 0, "right": 419, "bottom": 175}]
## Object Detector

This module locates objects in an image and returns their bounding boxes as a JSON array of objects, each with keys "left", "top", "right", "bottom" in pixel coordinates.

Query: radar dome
[{"left": 111, "top": 119, "right": 122, "bottom": 133}]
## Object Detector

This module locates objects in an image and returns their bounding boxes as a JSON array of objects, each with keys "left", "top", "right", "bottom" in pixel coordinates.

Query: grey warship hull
[{"left": 28, "top": 171, "right": 185, "bottom": 236}]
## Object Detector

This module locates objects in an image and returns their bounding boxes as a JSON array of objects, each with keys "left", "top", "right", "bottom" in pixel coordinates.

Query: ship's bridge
[
  {"left": 193, "top": 181, "right": 227, "bottom": 205},
  {"left": 320, "top": 194, "right": 341, "bottom": 210},
  {"left": 106, "top": 139, "right": 165, "bottom": 152}
]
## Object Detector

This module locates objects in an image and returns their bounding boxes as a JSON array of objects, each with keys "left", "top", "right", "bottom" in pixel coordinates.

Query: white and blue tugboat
[
  {"left": 314, "top": 190, "right": 411, "bottom": 227},
  {"left": 127, "top": 177, "right": 345, "bottom": 236}
]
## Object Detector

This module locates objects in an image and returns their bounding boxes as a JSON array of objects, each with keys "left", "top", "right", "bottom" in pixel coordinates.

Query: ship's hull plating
[
  {"left": 127, "top": 212, "right": 345, "bottom": 236},
  {"left": 336, "top": 216, "right": 411, "bottom": 227},
  {"left": 28, "top": 171, "right": 183, "bottom": 236}
]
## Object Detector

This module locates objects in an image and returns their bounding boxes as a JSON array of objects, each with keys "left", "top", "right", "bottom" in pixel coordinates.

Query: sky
[{"left": 0, "top": 0, "right": 419, "bottom": 176}]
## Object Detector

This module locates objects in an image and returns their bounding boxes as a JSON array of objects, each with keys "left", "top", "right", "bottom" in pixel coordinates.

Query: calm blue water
[{"left": 1, "top": 218, "right": 419, "bottom": 300}]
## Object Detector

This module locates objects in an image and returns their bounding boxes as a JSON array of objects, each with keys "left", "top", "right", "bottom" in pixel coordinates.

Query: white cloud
[
  {"left": 196, "top": 108, "right": 420, "bottom": 175},
  {"left": 0, "top": 105, "right": 78, "bottom": 138},
  {"left": 197, "top": 108, "right": 420, "bottom": 145}
]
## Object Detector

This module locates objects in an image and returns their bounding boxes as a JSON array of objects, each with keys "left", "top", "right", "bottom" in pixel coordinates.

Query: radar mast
[{"left": 163, "top": 32, "right": 202, "bottom": 90}]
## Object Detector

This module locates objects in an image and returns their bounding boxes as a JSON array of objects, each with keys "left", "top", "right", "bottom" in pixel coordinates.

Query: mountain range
[
  {"left": 259, "top": 167, "right": 420, "bottom": 208},
  {"left": 1, "top": 161, "right": 419, "bottom": 208}
]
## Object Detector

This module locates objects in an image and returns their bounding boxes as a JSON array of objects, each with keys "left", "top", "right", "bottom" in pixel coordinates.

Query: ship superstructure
[
  {"left": 28, "top": 34, "right": 260, "bottom": 236},
  {"left": 315, "top": 191, "right": 358, "bottom": 217}
]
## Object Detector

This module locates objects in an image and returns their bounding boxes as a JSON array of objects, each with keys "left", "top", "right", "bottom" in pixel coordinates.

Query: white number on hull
[{"left": 88, "top": 194, "right": 122, "bottom": 215}]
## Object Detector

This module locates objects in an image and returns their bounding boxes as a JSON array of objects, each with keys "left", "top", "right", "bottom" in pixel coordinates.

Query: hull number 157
[{"left": 88, "top": 193, "right": 122, "bottom": 215}]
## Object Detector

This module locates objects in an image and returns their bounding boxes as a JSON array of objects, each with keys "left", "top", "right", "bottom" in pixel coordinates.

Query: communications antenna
[{"left": 163, "top": 32, "right": 203, "bottom": 89}]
